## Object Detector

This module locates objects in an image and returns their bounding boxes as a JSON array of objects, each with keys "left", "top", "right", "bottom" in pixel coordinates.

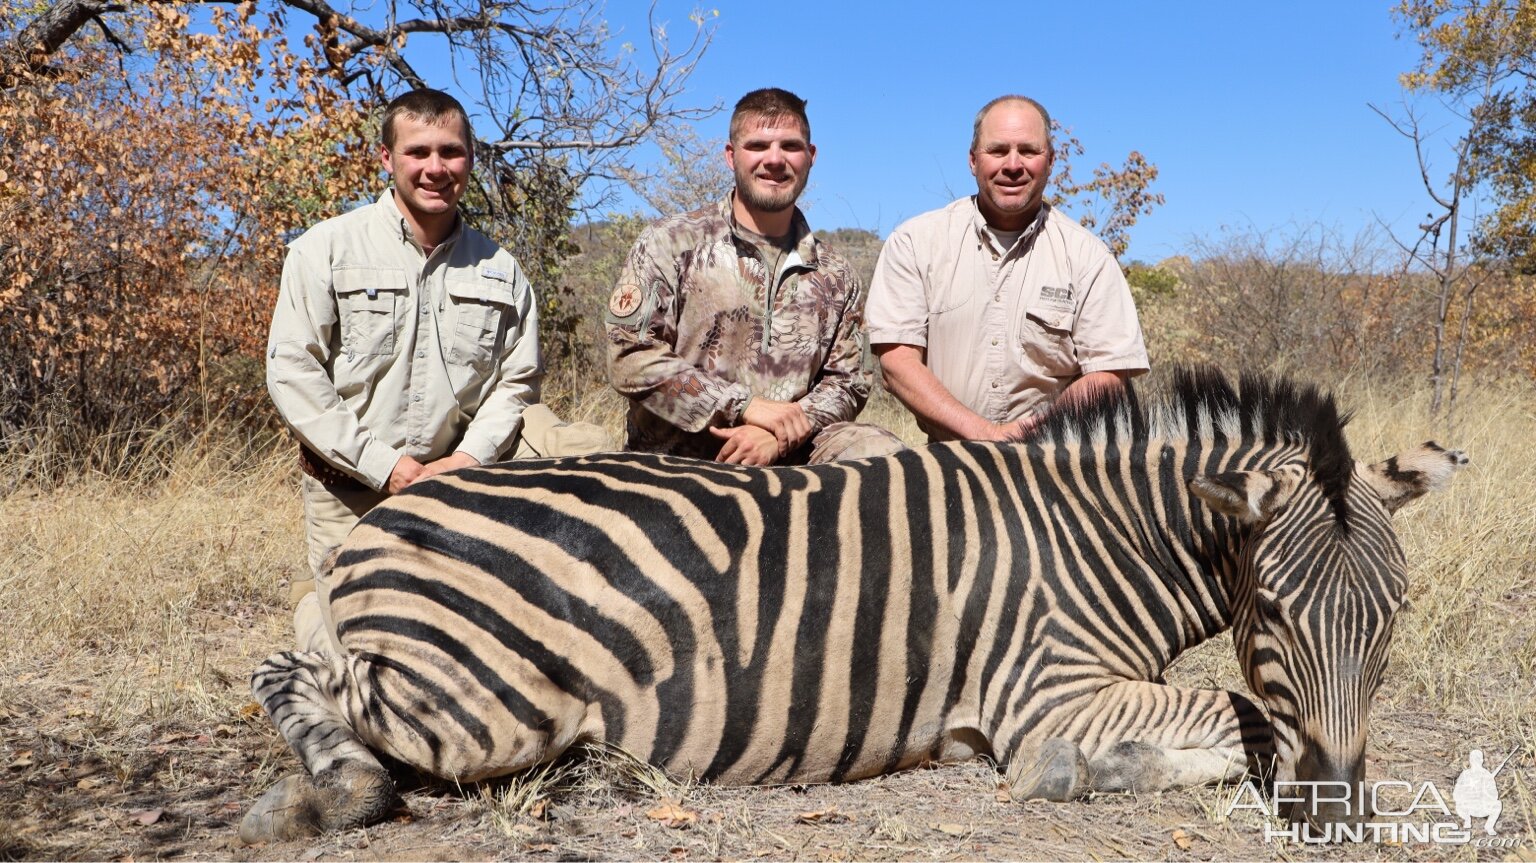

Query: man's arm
[
  {"left": 606, "top": 228, "right": 756, "bottom": 433},
  {"left": 266, "top": 244, "right": 405, "bottom": 491},
  {"left": 796, "top": 267, "right": 873, "bottom": 437},
  {"left": 875, "top": 344, "right": 1022, "bottom": 441},
  {"left": 1013, "top": 370, "right": 1132, "bottom": 436}
]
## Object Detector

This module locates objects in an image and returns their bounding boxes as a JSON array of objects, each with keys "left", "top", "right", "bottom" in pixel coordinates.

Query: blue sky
[{"left": 592, "top": 1, "right": 1464, "bottom": 264}]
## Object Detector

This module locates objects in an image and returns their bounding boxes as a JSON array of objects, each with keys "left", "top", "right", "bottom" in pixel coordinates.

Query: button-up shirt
[
  {"left": 267, "top": 192, "right": 542, "bottom": 490},
  {"left": 867, "top": 197, "right": 1148, "bottom": 441}
]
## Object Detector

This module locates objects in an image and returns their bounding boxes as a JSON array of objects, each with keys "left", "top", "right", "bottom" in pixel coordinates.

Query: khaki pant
[{"left": 292, "top": 404, "right": 613, "bottom": 653}]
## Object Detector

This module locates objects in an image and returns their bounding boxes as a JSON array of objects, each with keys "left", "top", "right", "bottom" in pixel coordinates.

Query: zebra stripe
[{"left": 241, "top": 368, "right": 1467, "bottom": 841}]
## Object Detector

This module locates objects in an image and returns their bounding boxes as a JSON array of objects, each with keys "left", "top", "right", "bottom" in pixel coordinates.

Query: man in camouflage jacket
[{"left": 605, "top": 88, "right": 903, "bottom": 466}]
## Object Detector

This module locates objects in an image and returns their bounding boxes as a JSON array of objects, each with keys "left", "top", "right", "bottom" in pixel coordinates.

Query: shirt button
[
  {"left": 416, "top": 350, "right": 426, "bottom": 359},
  {"left": 991, "top": 381, "right": 999, "bottom": 389},
  {"left": 991, "top": 252, "right": 999, "bottom": 261},
  {"left": 412, "top": 394, "right": 422, "bottom": 402},
  {"left": 991, "top": 338, "right": 999, "bottom": 346}
]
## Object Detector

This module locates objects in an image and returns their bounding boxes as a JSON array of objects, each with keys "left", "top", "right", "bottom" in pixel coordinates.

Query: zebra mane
[{"left": 1032, "top": 366, "right": 1355, "bottom": 526}]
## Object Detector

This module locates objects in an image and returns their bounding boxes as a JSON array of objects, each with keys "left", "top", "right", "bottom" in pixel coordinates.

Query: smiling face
[
  {"left": 725, "top": 113, "right": 815, "bottom": 221},
  {"left": 968, "top": 99, "right": 1053, "bottom": 231},
  {"left": 381, "top": 112, "right": 472, "bottom": 245}
]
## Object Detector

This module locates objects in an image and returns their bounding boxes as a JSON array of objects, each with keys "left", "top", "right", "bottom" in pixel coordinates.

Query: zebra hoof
[
  {"left": 1010, "top": 737, "right": 1090, "bottom": 802},
  {"left": 239, "top": 764, "right": 398, "bottom": 844},
  {"left": 239, "top": 774, "right": 324, "bottom": 844}
]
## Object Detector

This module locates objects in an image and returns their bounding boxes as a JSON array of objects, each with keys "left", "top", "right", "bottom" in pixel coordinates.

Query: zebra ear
[
  {"left": 1360, "top": 441, "right": 1469, "bottom": 514},
  {"left": 1189, "top": 464, "right": 1307, "bottom": 523}
]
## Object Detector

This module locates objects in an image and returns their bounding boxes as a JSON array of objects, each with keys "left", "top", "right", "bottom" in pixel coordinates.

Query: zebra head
[{"left": 1190, "top": 441, "right": 1468, "bottom": 825}]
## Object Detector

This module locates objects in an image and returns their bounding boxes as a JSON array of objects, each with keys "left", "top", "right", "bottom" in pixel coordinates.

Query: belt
[{"left": 296, "top": 443, "right": 369, "bottom": 491}]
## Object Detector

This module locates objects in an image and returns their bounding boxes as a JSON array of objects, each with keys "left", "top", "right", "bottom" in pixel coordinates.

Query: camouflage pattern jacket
[{"left": 605, "top": 196, "right": 871, "bottom": 459}]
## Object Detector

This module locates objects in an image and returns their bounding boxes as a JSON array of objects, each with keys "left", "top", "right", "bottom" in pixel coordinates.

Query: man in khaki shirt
[
  {"left": 867, "top": 95, "right": 1149, "bottom": 442},
  {"left": 267, "top": 89, "right": 608, "bottom": 651}
]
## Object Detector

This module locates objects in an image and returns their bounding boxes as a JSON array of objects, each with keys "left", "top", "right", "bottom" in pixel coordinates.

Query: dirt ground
[{"left": 1, "top": 603, "right": 1531, "bottom": 863}]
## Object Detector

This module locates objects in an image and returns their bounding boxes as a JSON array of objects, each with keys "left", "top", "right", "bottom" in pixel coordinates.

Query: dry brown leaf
[
  {"left": 76, "top": 778, "right": 103, "bottom": 790},
  {"left": 936, "top": 822, "right": 968, "bottom": 836},
  {"left": 646, "top": 801, "right": 698, "bottom": 828},
  {"left": 131, "top": 808, "right": 164, "bottom": 826},
  {"left": 1171, "top": 828, "right": 1192, "bottom": 850},
  {"left": 529, "top": 797, "right": 549, "bottom": 820},
  {"left": 238, "top": 702, "right": 263, "bottom": 719},
  {"left": 796, "top": 806, "right": 852, "bottom": 824},
  {"left": 10, "top": 750, "right": 33, "bottom": 769}
]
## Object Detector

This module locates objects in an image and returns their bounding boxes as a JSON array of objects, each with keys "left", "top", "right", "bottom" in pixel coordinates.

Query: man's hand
[
  {"left": 709, "top": 425, "right": 782, "bottom": 466},
  {"left": 417, "top": 451, "right": 481, "bottom": 482},
  {"left": 741, "top": 398, "right": 813, "bottom": 454},
  {"left": 387, "top": 455, "right": 426, "bottom": 494}
]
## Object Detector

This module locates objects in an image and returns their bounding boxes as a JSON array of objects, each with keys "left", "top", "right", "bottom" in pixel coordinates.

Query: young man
[
  {"left": 866, "top": 95, "right": 1150, "bottom": 442},
  {"left": 267, "top": 88, "right": 609, "bottom": 652},
  {"left": 605, "top": 87, "right": 902, "bottom": 465}
]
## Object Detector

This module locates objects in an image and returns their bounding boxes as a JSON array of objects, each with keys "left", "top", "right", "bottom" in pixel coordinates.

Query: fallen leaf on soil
[
  {"left": 524, "top": 843, "right": 557, "bottom": 853},
  {"left": 529, "top": 797, "right": 549, "bottom": 820},
  {"left": 993, "top": 782, "right": 1013, "bottom": 803},
  {"left": 213, "top": 724, "right": 237, "bottom": 738},
  {"left": 1171, "top": 828, "right": 1192, "bottom": 850},
  {"left": 646, "top": 801, "right": 698, "bottom": 828},
  {"left": 238, "top": 702, "right": 263, "bottom": 719},
  {"left": 10, "top": 750, "right": 33, "bottom": 768},
  {"left": 76, "top": 778, "right": 103, "bottom": 790},
  {"left": 668, "top": 847, "right": 687, "bottom": 858},
  {"left": 797, "top": 806, "right": 852, "bottom": 824},
  {"left": 131, "top": 808, "right": 164, "bottom": 826},
  {"left": 935, "top": 822, "right": 968, "bottom": 836}
]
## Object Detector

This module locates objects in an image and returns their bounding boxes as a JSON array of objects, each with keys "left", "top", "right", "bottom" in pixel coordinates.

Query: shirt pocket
[
  {"left": 447, "top": 277, "right": 520, "bottom": 370},
  {"left": 333, "top": 268, "right": 406, "bottom": 358},
  {"left": 1019, "top": 301, "right": 1079, "bottom": 377}
]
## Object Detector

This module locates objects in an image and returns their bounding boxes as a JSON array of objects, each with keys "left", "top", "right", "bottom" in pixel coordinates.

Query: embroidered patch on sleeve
[{"left": 605, "top": 281, "right": 655, "bottom": 327}]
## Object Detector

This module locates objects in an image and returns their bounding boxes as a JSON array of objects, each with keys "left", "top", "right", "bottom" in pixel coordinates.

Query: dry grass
[{"left": 0, "top": 377, "right": 1531, "bottom": 861}]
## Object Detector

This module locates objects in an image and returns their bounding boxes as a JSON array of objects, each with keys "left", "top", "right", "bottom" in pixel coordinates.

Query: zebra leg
[
  {"left": 240, "top": 651, "right": 399, "bottom": 843},
  {"left": 1004, "top": 683, "right": 1269, "bottom": 800},
  {"left": 1006, "top": 738, "right": 1092, "bottom": 801},
  {"left": 1073, "top": 682, "right": 1271, "bottom": 794}
]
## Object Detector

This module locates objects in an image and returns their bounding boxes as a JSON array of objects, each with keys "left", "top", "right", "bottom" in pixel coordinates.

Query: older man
[
  {"left": 867, "top": 95, "right": 1149, "bottom": 442},
  {"left": 267, "top": 88, "right": 608, "bottom": 652},
  {"left": 606, "top": 88, "right": 902, "bottom": 465}
]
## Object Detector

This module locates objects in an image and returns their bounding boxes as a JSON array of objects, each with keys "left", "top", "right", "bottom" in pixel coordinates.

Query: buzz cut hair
[
  {"left": 381, "top": 88, "right": 473, "bottom": 151},
  {"left": 970, "top": 94, "right": 1053, "bottom": 153},
  {"left": 730, "top": 87, "right": 811, "bottom": 143}
]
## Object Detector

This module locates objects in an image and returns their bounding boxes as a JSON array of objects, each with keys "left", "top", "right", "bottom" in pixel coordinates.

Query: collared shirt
[
  {"left": 604, "top": 196, "right": 871, "bottom": 459},
  {"left": 267, "top": 192, "right": 542, "bottom": 490},
  {"left": 866, "top": 197, "right": 1149, "bottom": 441}
]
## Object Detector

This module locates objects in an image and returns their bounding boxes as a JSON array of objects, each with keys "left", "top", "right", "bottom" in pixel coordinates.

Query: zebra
[{"left": 240, "top": 368, "right": 1466, "bottom": 841}]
